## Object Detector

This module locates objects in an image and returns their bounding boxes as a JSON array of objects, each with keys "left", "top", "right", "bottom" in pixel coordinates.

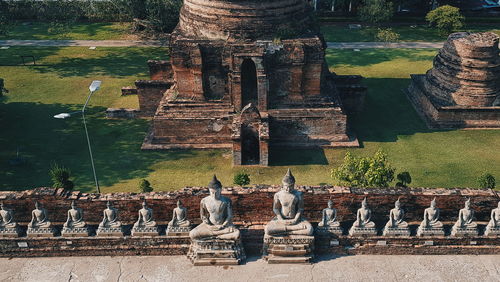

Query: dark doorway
[
  {"left": 241, "top": 59, "right": 258, "bottom": 108},
  {"left": 241, "top": 125, "right": 260, "bottom": 165}
]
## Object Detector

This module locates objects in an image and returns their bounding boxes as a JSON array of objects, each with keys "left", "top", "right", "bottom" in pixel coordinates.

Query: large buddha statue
[
  {"left": 64, "top": 201, "right": 86, "bottom": 229},
  {"left": 264, "top": 169, "right": 313, "bottom": 237},
  {"left": 97, "top": 201, "right": 122, "bottom": 236},
  {"left": 485, "top": 201, "right": 500, "bottom": 236},
  {"left": 133, "top": 200, "right": 157, "bottom": 228},
  {"left": 349, "top": 197, "right": 377, "bottom": 236},
  {"left": 383, "top": 197, "right": 410, "bottom": 236},
  {"left": 189, "top": 175, "right": 240, "bottom": 241},
  {"left": 451, "top": 198, "right": 478, "bottom": 236},
  {"left": 316, "top": 199, "right": 343, "bottom": 237},
  {"left": 417, "top": 197, "right": 444, "bottom": 236},
  {"left": 0, "top": 203, "right": 17, "bottom": 230},
  {"left": 168, "top": 200, "right": 190, "bottom": 228},
  {"left": 28, "top": 201, "right": 52, "bottom": 229}
]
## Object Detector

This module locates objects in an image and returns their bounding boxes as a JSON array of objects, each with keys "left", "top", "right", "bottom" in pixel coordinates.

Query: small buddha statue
[
  {"left": 189, "top": 175, "right": 240, "bottom": 241},
  {"left": 383, "top": 197, "right": 409, "bottom": 236},
  {"left": 0, "top": 203, "right": 17, "bottom": 229},
  {"left": 485, "top": 201, "right": 500, "bottom": 236},
  {"left": 318, "top": 200, "right": 340, "bottom": 228},
  {"left": 99, "top": 201, "right": 122, "bottom": 229},
  {"left": 451, "top": 198, "right": 478, "bottom": 236},
  {"left": 352, "top": 198, "right": 376, "bottom": 228},
  {"left": 64, "top": 201, "right": 86, "bottom": 228},
  {"left": 28, "top": 201, "right": 52, "bottom": 229},
  {"left": 417, "top": 197, "right": 444, "bottom": 236},
  {"left": 168, "top": 200, "right": 190, "bottom": 228},
  {"left": 264, "top": 169, "right": 313, "bottom": 237},
  {"left": 133, "top": 200, "right": 157, "bottom": 228}
]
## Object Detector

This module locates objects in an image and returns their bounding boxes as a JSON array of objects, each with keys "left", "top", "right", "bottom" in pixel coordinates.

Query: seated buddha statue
[
  {"left": 0, "top": 203, "right": 17, "bottom": 229},
  {"left": 384, "top": 197, "right": 408, "bottom": 229},
  {"left": 264, "top": 169, "right": 313, "bottom": 237},
  {"left": 318, "top": 200, "right": 340, "bottom": 228},
  {"left": 419, "top": 197, "right": 443, "bottom": 229},
  {"left": 453, "top": 198, "right": 477, "bottom": 229},
  {"left": 99, "top": 201, "right": 122, "bottom": 228},
  {"left": 168, "top": 200, "right": 190, "bottom": 228},
  {"left": 352, "top": 197, "right": 376, "bottom": 229},
  {"left": 189, "top": 175, "right": 240, "bottom": 241},
  {"left": 133, "top": 200, "right": 157, "bottom": 228},
  {"left": 485, "top": 201, "right": 500, "bottom": 236},
  {"left": 64, "top": 201, "right": 86, "bottom": 228},
  {"left": 28, "top": 201, "right": 52, "bottom": 229}
]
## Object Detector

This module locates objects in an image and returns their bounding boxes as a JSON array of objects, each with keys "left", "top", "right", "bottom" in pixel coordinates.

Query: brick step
[
  {"left": 191, "top": 258, "right": 240, "bottom": 266},
  {"left": 268, "top": 249, "right": 309, "bottom": 256},
  {"left": 266, "top": 255, "right": 312, "bottom": 264}
]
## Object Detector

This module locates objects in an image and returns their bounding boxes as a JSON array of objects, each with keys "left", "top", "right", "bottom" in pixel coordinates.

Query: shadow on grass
[
  {"left": 326, "top": 48, "right": 436, "bottom": 67},
  {"left": 269, "top": 147, "right": 329, "bottom": 166},
  {"left": 0, "top": 47, "right": 63, "bottom": 66},
  {"left": 0, "top": 102, "right": 194, "bottom": 192}
]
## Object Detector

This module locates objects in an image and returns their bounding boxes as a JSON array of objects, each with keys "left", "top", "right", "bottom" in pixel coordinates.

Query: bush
[
  {"left": 396, "top": 171, "right": 412, "bottom": 187},
  {"left": 477, "top": 172, "right": 496, "bottom": 189},
  {"left": 139, "top": 179, "right": 153, "bottom": 192},
  {"left": 426, "top": 5, "right": 464, "bottom": 35},
  {"left": 145, "top": 0, "right": 182, "bottom": 33},
  {"left": 331, "top": 150, "right": 395, "bottom": 187},
  {"left": 233, "top": 171, "right": 250, "bottom": 186},
  {"left": 49, "top": 163, "right": 74, "bottom": 190},
  {"left": 375, "top": 28, "right": 400, "bottom": 42},
  {"left": 358, "top": 0, "right": 393, "bottom": 24}
]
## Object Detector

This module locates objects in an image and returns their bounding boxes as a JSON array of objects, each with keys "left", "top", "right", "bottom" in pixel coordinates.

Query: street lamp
[{"left": 54, "top": 80, "right": 102, "bottom": 193}]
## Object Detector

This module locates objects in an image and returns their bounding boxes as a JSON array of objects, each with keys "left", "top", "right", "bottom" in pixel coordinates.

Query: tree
[
  {"left": 331, "top": 150, "right": 395, "bottom": 187},
  {"left": 145, "top": 0, "right": 182, "bottom": 33},
  {"left": 49, "top": 163, "right": 74, "bottom": 190},
  {"left": 396, "top": 171, "right": 412, "bottom": 187},
  {"left": 477, "top": 173, "right": 496, "bottom": 189},
  {"left": 375, "top": 28, "right": 400, "bottom": 42},
  {"left": 426, "top": 5, "right": 464, "bottom": 35},
  {"left": 233, "top": 171, "right": 250, "bottom": 186},
  {"left": 358, "top": 0, "right": 393, "bottom": 24},
  {"left": 139, "top": 179, "right": 153, "bottom": 192}
]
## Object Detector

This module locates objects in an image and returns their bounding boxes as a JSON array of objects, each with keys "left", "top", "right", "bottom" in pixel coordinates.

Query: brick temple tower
[{"left": 136, "top": 0, "right": 366, "bottom": 165}]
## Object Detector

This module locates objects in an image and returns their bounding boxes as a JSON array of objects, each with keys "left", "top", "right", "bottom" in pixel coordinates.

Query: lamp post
[{"left": 54, "top": 80, "right": 102, "bottom": 193}]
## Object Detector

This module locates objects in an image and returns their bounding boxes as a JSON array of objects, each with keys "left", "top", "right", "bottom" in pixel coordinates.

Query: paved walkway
[
  {"left": 0, "top": 40, "right": 444, "bottom": 49},
  {"left": 0, "top": 255, "right": 499, "bottom": 282}
]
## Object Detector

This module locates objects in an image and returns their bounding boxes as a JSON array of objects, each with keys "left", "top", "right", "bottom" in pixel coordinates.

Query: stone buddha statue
[
  {"left": 349, "top": 197, "right": 376, "bottom": 236},
  {"left": 189, "top": 175, "right": 240, "bottom": 241},
  {"left": 28, "top": 201, "right": 52, "bottom": 229},
  {"left": 264, "top": 169, "right": 313, "bottom": 237},
  {"left": 417, "top": 197, "right": 444, "bottom": 236},
  {"left": 133, "top": 200, "right": 157, "bottom": 228},
  {"left": 485, "top": 201, "right": 500, "bottom": 236},
  {"left": 451, "top": 198, "right": 478, "bottom": 236},
  {"left": 0, "top": 203, "right": 17, "bottom": 229},
  {"left": 64, "top": 201, "right": 86, "bottom": 229},
  {"left": 383, "top": 197, "right": 409, "bottom": 236},
  {"left": 318, "top": 200, "right": 340, "bottom": 228},
  {"left": 168, "top": 200, "right": 190, "bottom": 228},
  {"left": 99, "top": 201, "right": 122, "bottom": 229}
]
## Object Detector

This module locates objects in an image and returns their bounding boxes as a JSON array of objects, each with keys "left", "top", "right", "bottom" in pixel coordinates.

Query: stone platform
[
  {"left": 383, "top": 227, "right": 410, "bottom": 237},
  {"left": 187, "top": 239, "right": 246, "bottom": 266},
  {"left": 485, "top": 227, "right": 500, "bottom": 237},
  {"left": 0, "top": 228, "right": 19, "bottom": 238},
  {"left": 349, "top": 227, "right": 377, "bottom": 237},
  {"left": 263, "top": 235, "right": 314, "bottom": 264},
  {"left": 26, "top": 227, "right": 54, "bottom": 238},
  {"left": 417, "top": 227, "right": 445, "bottom": 237},
  {"left": 131, "top": 226, "right": 159, "bottom": 237},
  {"left": 451, "top": 227, "right": 479, "bottom": 237},
  {"left": 96, "top": 227, "right": 123, "bottom": 237},
  {"left": 61, "top": 227, "right": 90, "bottom": 237},
  {"left": 315, "top": 226, "right": 343, "bottom": 237},
  {"left": 166, "top": 226, "right": 191, "bottom": 237}
]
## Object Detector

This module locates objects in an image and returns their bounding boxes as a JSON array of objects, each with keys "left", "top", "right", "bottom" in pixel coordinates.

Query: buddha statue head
[
  {"left": 35, "top": 201, "right": 41, "bottom": 210},
  {"left": 106, "top": 201, "right": 112, "bottom": 209},
  {"left": 71, "top": 200, "right": 77, "bottom": 209},
  {"left": 282, "top": 169, "right": 295, "bottom": 192},
  {"left": 177, "top": 200, "right": 183, "bottom": 208},
  {"left": 208, "top": 175, "right": 222, "bottom": 199},
  {"left": 327, "top": 199, "right": 333, "bottom": 209},
  {"left": 395, "top": 197, "right": 401, "bottom": 209},
  {"left": 430, "top": 197, "right": 437, "bottom": 208},
  {"left": 361, "top": 197, "right": 368, "bottom": 209},
  {"left": 498, "top": 201, "right": 500, "bottom": 209},
  {"left": 142, "top": 200, "right": 147, "bottom": 208},
  {"left": 465, "top": 198, "right": 471, "bottom": 209},
  {"left": 0, "top": 202, "right": 5, "bottom": 210}
]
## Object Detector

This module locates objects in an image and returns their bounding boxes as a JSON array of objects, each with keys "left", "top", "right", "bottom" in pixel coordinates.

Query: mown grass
[
  {"left": 320, "top": 24, "right": 500, "bottom": 42},
  {"left": 0, "top": 47, "right": 498, "bottom": 193}
]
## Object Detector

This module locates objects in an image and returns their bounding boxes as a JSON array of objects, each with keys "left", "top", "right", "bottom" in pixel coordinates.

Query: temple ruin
[
  {"left": 407, "top": 32, "right": 500, "bottom": 129},
  {"left": 135, "top": 0, "right": 366, "bottom": 165}
]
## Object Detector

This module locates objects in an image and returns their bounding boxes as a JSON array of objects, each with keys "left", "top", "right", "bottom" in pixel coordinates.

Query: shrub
[
  {"left": 375, "top": 28, "right": 400, "bottom": 42},
  {"left": 426, "top": 5, "right": 464, "bottom": 35},
  {"left": 49, "top": 163, "right": 74, "bottom": 190},
  {"left": 331, "top": 150, "right": 395, "bottom": 187},
  {"left": 477, "top": 172, "right": 496, "bottom": 189},
  {"left": 358, "top": 0, "right": 393, "bottom": 24},
  {"left": 145, "top": 0, "right": 182, "bottom": 33},
  {"left": 396, "top": 171, "right": 412, "bottom": 187},
  {"left": 233, "top": 171, "right": 250, "bottom": 186},
  {"left": 139, "top": 179, "right": 153, "bottom": 192}
]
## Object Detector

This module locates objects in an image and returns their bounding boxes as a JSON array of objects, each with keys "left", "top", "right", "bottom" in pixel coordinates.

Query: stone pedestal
[
  {"left": 416, "top": 227, "right": 445, "bottom": 237},
  {"left": 315, "top": 226, "right": 343, "bottom": 237},
  {"left": 451, "top": 226, "right": 478, "bottom": 237},
  {"left": 187, "top": 239, "right": 246, "bottom": 266},
  {"left": 62, "top": 227, "right": 90, "bottom": 237},
  {"left": 27, "top": 227, "right": 54, "bottom": 237},
  {"left": 0, "top": 227, "right": 19, "bottom": 238},
  {"left": 263, "top": 235, "right": 314, "bottom": 264},
  {"left": 348, "top": 226, "right": 377, "bottom": 237},
  {"left": 96, "top": 227, "right": 123, "bottom": 237},
  {"left": 383, "top": 227, "right": 410, "bottom": 237},
  {"left": 166, "top": 226, "right": 191, "bottom": 237},
  {"left": 131, "top": 226, "right": 159, "bottom": 237},
  {"left": 484, "top": 227, "right": 500, "bottom": 237}
]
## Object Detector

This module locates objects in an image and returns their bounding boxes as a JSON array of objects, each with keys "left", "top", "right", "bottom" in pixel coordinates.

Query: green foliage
[
  {"left": 233, "top": 171, "right": 250, "bottom": 186},
  {"left": 477, "top": 172, "right": 496, "bottom": 189},
  {"left": 396, "top": 171, "right": 412, "bottom": 187},
  {"left": 139, "top": 179, "right": 153, "bottom": 192},
  {"left": 49, "top": 163, "right": 74, "bottom": 190},
  {"left": 331, "top": 150, "right": 395, "bottom": 187},
  {"left": 144, "top": 0, "right": 182, "bottom": 33},
  {"left": 358, "top": 0, "right": 393, "bottom": 24},
  {"left": 426, "top": 5, "right": 464, "bottom": 35},
  {"left": 375, "top": 28, "right": 400, "bottom": 42}
]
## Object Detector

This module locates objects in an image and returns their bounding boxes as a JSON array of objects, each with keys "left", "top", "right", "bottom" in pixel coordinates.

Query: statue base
[
  {"left": 416, "top": 227, "right": 445, "bottom": 237},
  {"left": 187, "top": 239, "right": 246, "bottom": 266},
  {"left": 263, "top": 235, "right": 315, "bottom": 264},
  {"left": 96, "top": 227, "right": 123, "bottom": 237},
  {"left": 0, "top": 227, "right": 19, "bottom": 238},
  {"left": 383, "top": 227, "right": 410, "bottom": 237},
  {"left": 27, "top": 227, "right": 54, "bottom": 237},
  {"left": 62, "top": 227, "right": 90, "bottom": 237},
  {"left": 484, "top": 227, "right": 500, "bottom": 237},
  {"left": 315, "top": 226, "right": 343, "bottom": 237},
  {"left": 451, "top": 226, "right": 479, "bottom": 237},
  {"left": 166, "top": 226, "right": 191, "bottom": 237},
  {"left": 131, "top": 226, "right": 159, "bottom": 237},
  {"left": 348, "top": 226, "right": 377, "bottom": 237}
]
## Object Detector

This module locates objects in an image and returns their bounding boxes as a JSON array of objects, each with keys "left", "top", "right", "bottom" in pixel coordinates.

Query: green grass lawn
[
  {"left": 0, "top": 22, "right": 133, "bottom": 40},
  {"left": 320, "top": 24, "right": 500, "bottom": 42},
  {"left": 1, "top": 47, "right": 499, "bottom": 193}
]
